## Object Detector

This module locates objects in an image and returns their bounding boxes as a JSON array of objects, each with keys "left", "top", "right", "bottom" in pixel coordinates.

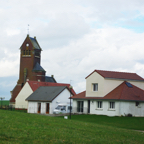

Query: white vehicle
[{"left": 53, "top": 103, "right": 72, "bottom": 114}]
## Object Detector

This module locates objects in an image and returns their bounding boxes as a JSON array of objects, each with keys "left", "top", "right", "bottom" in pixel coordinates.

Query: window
[
  {"left": 93, "top": 83, "right": 98, "bottom": 91},
  {"left": 23, "top": 50, "right": 25, "bottom": 55},
  {"left": 22, "top": 50, "right": 31, "bottom": 56},
  {"left": 26, "top": 43, "right": 29, "bottom": 47},
  {"left": 135, "top": 102, "right": 139, "bottom": 106},
  {"left": 110, "top": 102, "right": 115, "bottom": 109},
  {"left": 26, "top": 50, "right": 29, "bottom": 55},
  {"left": 77, "top": 101, "right": 83, "bottom": 112},
  {"left": 29, "top": 50, "right": 31, "bottom": 55},
  {"left": 35, "top": 51, "right": 40, "bottom": 57},
  {"left": 97, "top": 101, "right": 102, "bottom": 108}
]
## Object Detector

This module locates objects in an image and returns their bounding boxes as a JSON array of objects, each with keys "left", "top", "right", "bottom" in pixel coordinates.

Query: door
[
  {"left": 37, "top": 103, "right": 41, "bottom": 113},
  {"left": 88, "top": 100, "right": 90, "bottom": 113},
  {"left": 46, "top": 103, "right": 49, "bottom": 114},
  {"left": 77, "top": 101, "right": 83, "bottom": 112}
]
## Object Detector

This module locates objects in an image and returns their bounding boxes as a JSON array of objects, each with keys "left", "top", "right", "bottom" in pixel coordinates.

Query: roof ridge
[
  {"left": 85, "top": 69, "right": 144, "bottom": 81},
  {"left": 95, "top": 69, "right": 136, "bottom": 74}
]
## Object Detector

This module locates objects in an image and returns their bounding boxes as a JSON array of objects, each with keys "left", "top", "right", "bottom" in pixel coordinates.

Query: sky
[{"left": 1, "top": 0, "right": 144, "bottom": 100}]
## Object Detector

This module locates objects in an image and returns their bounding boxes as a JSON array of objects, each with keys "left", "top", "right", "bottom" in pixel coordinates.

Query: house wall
[
  {"left": 73, "top": 99, "right": 144, "bottom": 117},
  {"left": 27, "top": 101, "right": 38, "bottom": 113},
  {"left": 15, "top": 82, "right": 33, "bottom": 109},
  {"left": 27, "top": 101, "right": 51, "bottom": 114},
  {"left": 73, "top": 99, "right": 120, "bottom": 116},
  {"left": 86, "top": 72, "right": 123, "bottom": 97},
  {"left": 127, "top": 81, "right": 144, "bottom": 90},
  {"left": 86, "top": 71, "right": 144, "bottom": 97},
  {"left": 119, "top": 101, "right": 144, "bottom": 117},
  {"left": 90, "top": 100, "right": 120, "bottom": 116},
  {"left": 51, "top": 88, "right": 73, "bottom": 114}
]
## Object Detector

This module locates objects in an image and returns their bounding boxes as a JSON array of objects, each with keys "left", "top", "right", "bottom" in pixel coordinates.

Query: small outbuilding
[{"left": 26, "top": 86, "right": 74, "bottom": 114}]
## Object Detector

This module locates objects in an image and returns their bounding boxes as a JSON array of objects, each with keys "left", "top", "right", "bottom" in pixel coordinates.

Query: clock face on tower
[{"left": 26, "top": 43, "right": 29, "bottom": 47}]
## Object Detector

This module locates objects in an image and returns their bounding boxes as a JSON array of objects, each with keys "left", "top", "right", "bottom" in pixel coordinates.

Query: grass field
[
  {"left": 57, "top": 114, "right": 144, "bottom": 131},
  {"left": 0, "top": 100, "right": 9, "bottom": 106},
  {"left": 0, "top": 110, "right": 144, "bottom": 144}
]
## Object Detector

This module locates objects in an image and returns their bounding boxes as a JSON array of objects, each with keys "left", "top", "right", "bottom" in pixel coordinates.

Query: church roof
[
  {"left": 32, "top": 62, "right": 45, "bottom": 72},
  {"left": 45, "top": 76, "right": 56, "bottom": 83},
  {"left": 26, "top": 86, "right": 68, "bottom": 102},
  {"left": 20, "top": 35, "right": 42, "bottom": 50},
  {"left": 29, "top": 37, "right": 41, "bottom": 50}
]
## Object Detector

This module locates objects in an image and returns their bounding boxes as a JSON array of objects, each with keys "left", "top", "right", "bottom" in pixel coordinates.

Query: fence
[
  {"left": 0, "top": 105, "right": 90, "bottom": 115},
  {"left": 0, "top": 105, "right": 27, "bottom": 113}
]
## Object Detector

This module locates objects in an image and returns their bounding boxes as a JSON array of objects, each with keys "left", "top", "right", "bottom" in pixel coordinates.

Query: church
[{"left": 10, "top": 35, "right": 56, "bottom": 106}]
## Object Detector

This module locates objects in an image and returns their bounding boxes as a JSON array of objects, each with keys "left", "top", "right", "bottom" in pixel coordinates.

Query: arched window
[
  {"left": 29, "top": 50, "right": 31, "bottom": 55},
  {"left": 26, "top": 50, "right": 29, "bottom": 55},
  {"left": 23, "top": 50, "right": 25, "bottom": 55}
]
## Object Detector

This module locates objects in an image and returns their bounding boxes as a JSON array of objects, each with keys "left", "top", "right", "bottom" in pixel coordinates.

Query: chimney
[
  {"left": 51, "top": 75, "right": 54, "bottom": 78},
  {"left": 34, "top": 36, "right": 36, "bottom": 39}
]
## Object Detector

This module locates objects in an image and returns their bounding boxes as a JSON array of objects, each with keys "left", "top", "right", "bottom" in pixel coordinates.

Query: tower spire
[{"left": 27, "top": 24, "right": 30, "bottom": 35}]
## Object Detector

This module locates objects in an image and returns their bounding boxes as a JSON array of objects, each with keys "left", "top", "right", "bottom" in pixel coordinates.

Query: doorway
[
  {"left": 77, "top": 101, "right": 83, "bottom": 112},
  {"left": 88, "top": 100, "right": 90, "bottom": 113},
  {"left": 37, "top": 103, "right": 41, "bottom": 113},
  {"left": 46, "top": 103, "right": 49, "bottom": 114}
]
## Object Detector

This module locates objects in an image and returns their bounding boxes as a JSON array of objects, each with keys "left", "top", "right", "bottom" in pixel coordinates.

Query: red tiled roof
[
  {"left": 71, "top": 91, "right": 103, "bottom": 100},
  {"left": 71, "top": 82, "right": 144, "bottom": 101},
  {"left": 71, "top": 91, "right": 86, "bottom": 99},
  {"left": 104, "top": 81, "right": 144, "bottom": 101},
  {"left": 85, "top": 70, "right": 144, "bottom": 81},
  {"left": 28, "top": 81, "right": 76, "bottom": 95}
]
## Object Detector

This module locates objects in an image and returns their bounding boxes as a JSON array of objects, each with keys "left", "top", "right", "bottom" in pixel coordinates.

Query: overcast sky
[{"left": 1, "top": 0, "right": 144, "bottom": 100}]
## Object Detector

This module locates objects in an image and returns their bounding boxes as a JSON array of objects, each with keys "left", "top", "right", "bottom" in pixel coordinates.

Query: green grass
[
  {"left": 0, "top": 110, "right": 144, "bottom": 144},
  {"left": 57, "top": 114, "right": 144, "bottom": 131},
  {"left": 0, "top": 100, "right": 9, "bottom": 106}
]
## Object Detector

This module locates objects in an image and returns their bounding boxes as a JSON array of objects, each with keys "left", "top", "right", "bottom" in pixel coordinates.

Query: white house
[
  {"left": 71, "top": 69, "right": 144, "bottom": 117},
  {"left": 26, "top": 86, "right": 74, "bottom": 114},
  {"left": 15, "top": 80, "right": 76, "bottom": 109}
]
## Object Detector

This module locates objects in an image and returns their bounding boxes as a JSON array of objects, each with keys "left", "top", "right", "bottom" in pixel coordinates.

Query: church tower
[
  {"left": 18, "top": 34, "right": 45, "bottom": 85},
  {"left": 10, "top": 35, "right": 56, "bottom": 106}
]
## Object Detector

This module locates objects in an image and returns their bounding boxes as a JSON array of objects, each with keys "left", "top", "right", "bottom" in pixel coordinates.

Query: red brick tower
[{"left": 10, "top": 35, "right": 47, "bottom": 105}]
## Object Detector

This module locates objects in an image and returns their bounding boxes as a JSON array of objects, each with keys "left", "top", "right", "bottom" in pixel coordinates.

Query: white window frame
[
  {"left": 109, "top": 102, "right": 115, "bottom": 109},
  {"left": 92, "top": 83, "right": 98, "bottom": 91}
]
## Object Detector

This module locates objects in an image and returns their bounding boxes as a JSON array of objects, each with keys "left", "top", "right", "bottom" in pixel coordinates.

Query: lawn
[
  {"left": 57, "top": 114, "right": 144, "bottom": 131},
  {"left": 0, "top": 100, "right": 9, "bottom": 106},
  {"left": 0, "top": 110, "right": 144, "bottom": 144}
]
